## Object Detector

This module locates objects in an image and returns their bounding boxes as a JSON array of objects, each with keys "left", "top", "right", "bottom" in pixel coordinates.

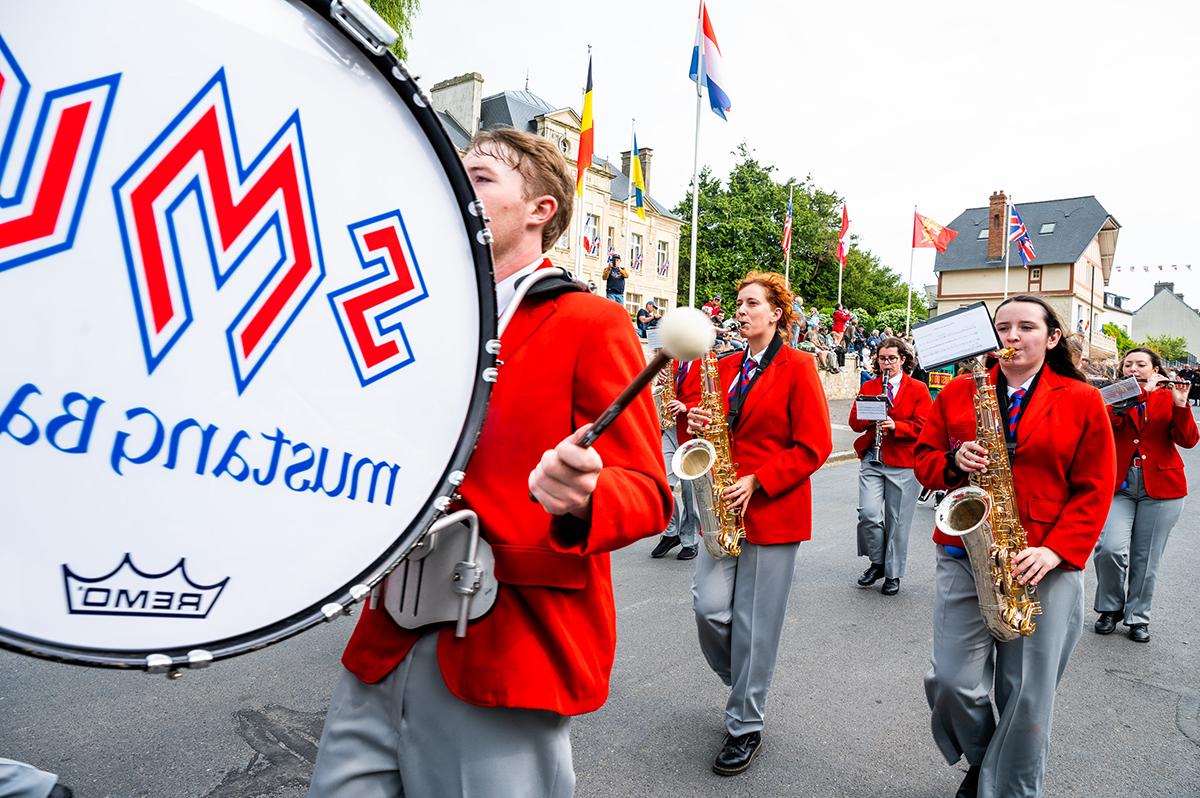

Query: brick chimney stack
[
  {"left": 987, "top": 190, "right": 1007, "bottom": 261},
  {"left": 620, "top": 147, "right": 653, "bottom": 196}
]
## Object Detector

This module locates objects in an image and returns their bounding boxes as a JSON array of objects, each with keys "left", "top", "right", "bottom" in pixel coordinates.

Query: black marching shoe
[
  {"left": 1129, "top": 623, "right": 1150, "bottom": 643},
  {"left": 49, "top": 785, "right": 74, "bottom": 798},
  {"left": 677, "top": 545, "right": 698, "bottom": 560},
  {"left": 650, "top": 535, "right": 681, "bottom": 558},
  {"left": 857, "top": 562, "right": 885, "bottom": 587},
  {"left": 1094, "top": 611, "right": 1121, "bottom": 635},
  {"left": 955, "top": 765, "right": 980, "bottom": 798},
  {"left": 712, "top": 731, "right": 763, "bottom": 776},
  {"left": 881, "top": 577, "right": 900, "bottom": 596}
]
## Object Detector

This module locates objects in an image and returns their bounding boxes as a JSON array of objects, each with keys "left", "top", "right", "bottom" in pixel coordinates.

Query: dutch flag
[{"left": 688, "top": 2, "right": 732, "bottom": 120}]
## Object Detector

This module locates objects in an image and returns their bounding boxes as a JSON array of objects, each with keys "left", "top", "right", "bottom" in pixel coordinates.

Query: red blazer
[
  {"left": 342, "top": 262, "right": 671, "bottom": 716},
  {"left": 1109, "top": 387, "right": 1199, "bottom": 498},
  {"left": 711, "top": 343, "right": 832, "bottom": 545},
  {"left": 914, "top": 365, "right": 1115, "bottom": 570},
  {"left": 849, "top": 373, "right": 932, "bottom": 467},
  {"left": 673, "top": 358, "right": 703, "bottom": 443}
]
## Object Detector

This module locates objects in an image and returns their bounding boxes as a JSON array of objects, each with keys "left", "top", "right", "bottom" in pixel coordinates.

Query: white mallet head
[{"left": 659, "top": 307, "right": 716, "bottom": 361}]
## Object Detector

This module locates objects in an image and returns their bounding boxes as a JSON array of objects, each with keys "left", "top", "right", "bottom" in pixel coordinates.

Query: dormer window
[
  {"left": 1039, "top": 222, "right": 1056, "bottom": 235},
  {"left": 977, "top": 229, "right": 989, "bottom": 239}
]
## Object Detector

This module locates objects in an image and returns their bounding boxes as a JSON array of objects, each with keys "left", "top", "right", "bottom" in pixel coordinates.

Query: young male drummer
[{"left": 307, "top": 128, "right": 671, "bottom": 798}]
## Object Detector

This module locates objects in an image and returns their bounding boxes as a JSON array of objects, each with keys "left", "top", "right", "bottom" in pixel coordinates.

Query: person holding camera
[{"left": 603, "top": 254, "right": 629, "bottom": 305}]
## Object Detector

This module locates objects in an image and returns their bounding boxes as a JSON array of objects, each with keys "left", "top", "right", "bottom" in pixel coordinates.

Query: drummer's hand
[
  {"left": 954, "top": 441, "right": 990, "bottom": 473},
  {"left": 529, "top": 425, "right": 603, "bottom": 518},
  {"left": 688, "top": 407, "right": 713, "bottom": 436},
  {"left": 722, "top": 474, "right": 760, "bottom": 513},
  {"left": 667, "top": 399, "right": 687, "bottom": 415},
  {"left": 1011, "top": 546, "right": 1062, "bottom": 586},
  {"left": 881, "top": 417, "right": 896, "bottom": 432}
]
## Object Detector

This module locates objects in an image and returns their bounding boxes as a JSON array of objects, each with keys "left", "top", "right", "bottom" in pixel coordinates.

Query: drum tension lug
[
  {"left": 330, "top": 0, "right": 398, "bottom": 56},
  {"left": 452, "top": 561, "right": 482, "bottom": 596}
]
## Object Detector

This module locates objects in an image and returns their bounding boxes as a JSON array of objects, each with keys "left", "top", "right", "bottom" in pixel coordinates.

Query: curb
[{"left": 824, "top": 449, "right": 858, "bottom": 467}]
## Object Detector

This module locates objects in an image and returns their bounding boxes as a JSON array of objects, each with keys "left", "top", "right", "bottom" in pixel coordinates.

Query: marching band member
[
  {"left": 307, "top": 128, "right": 671, "bottom": 798},
  {"left": 849, "top": 337, "right": 932, "bottom": 595},
  {"left": 688, "top": 272, "right": 832, "bottom": 776},
  {"left": 914, "top": 295, "right": 1115, "bottom": 798},
  {"left": 651, "top": 357, "right": 704, "bottom": 560},
  {"left": 1093, "top": 346, "right": 1198, "bottom": 642}
]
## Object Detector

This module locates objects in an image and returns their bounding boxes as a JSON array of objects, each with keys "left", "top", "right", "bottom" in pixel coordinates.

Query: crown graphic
[{"left": 62, "top": 554, "right": 229, "bottom": 619}]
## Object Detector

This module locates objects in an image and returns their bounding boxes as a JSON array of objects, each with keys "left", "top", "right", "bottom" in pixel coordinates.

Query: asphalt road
[{"left": 3, "top": 411, "right": 1199, "bottom": 798}]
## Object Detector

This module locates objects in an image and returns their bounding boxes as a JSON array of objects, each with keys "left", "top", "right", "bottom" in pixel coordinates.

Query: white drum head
[{"left": 0, "top": 0, "right": 496, "bottom": 669}]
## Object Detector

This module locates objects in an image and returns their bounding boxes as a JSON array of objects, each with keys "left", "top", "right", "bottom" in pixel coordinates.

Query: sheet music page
[
  {"left": 855, "top": 397, "right": 889, "bottom": 421},
  {"left": 911, "top": 302, "right": 1001, "bottom": 370},
  {"left": 1099, "top": 376, "right": 1142, "bottom": 406}
]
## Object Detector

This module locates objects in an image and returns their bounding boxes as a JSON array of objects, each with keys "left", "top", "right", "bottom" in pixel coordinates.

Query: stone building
[
  {"left": 1131, "top": 282, "right": 1200, "bottom": 359},
  {"left": 934, "top": 192, "right": 1121, "bottom": 358},
  {"left": 429, "top": 72, "right": 683, "bottom": 316}
]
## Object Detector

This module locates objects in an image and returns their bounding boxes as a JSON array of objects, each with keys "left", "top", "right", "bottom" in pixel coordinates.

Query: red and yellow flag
[
  {"left": 913, "top": 211, "right": 958, "bottom": 253},
  {"left": 576, "top": 56, "right": 594, "bottom": 197}
]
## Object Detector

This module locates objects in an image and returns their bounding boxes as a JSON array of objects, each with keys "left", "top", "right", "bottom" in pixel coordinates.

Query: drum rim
[{"left": 0, "top": 0, "right": 498, "bottom": 672}]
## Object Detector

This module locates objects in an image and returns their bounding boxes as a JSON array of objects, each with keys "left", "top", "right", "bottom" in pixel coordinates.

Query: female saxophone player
[
  {"left": 687, "top": 272, "right": 832, "bottom": 776},
  {"left": 1093, "top": 346, "right": 1198, "bottom": 642},
  {"left": 849, "top": 336, "right": 932, "bottom": 595},
  {"left": 914, "top": 295, "right": 1115, "bottom": 798}
]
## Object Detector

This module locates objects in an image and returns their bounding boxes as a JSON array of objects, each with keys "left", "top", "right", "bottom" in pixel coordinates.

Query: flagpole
[
  {"left": 1003, "top": 197, "right": 1011, "bottom": 300},
  {"left": 784, "top": 185, "right": 793, "bottom": 287},
  {"left": 836, "top": 200, "right": 844, "bottom": 307},
  {"left": 905, "top": 204, "right": 915, "bottom": 335},
  {"left": 688, "top": 61, "right": 702, "bottom": 308},
  {"left": 573, "top": 47, "right": 590, "bottom": 280},
  {"left": 623, "top": 118, "right": 634, "bottom": 301}
]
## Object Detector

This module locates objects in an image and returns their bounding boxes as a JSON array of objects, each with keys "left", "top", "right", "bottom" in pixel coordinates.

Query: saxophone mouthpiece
[{"left": 997, "top": 348, "right": 1018, "bottom": 361}]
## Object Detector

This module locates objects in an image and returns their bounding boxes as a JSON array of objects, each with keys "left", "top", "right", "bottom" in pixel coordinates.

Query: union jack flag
[
  {"left": 1008, "top": 205, "right": 1036, "bottom": 266},
  {"left": 657, "top": 258, "right": 670, "bottom": 278},
  {"left": 633, "top": 253, "right": 643, "bottom": 272},
  {"left": 780, "top": 193, "right": 792, "bottom": 252}
]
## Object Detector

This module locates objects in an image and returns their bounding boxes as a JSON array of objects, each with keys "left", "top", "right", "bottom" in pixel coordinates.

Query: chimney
[
  {"left": 987, "top": 190, "right": 1006, "bottom": 261},
  {"left": 620, "top": 147, "right": 653, "bottom": 196},
  {"left": 430, "top": 72, "right": 484, "bottom": 137}
]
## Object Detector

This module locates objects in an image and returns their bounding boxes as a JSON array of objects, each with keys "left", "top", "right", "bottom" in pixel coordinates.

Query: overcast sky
[{"left": 406, "top": 1, "right": 1199, "bottom": 310}]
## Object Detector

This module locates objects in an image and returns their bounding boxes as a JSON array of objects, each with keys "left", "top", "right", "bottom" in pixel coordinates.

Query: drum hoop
[{"left": 0, "top": 0, "right": 498, "bottom": 672}]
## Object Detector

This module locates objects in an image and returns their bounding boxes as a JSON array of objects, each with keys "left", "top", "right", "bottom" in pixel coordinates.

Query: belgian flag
[{"left": 576, "top": 56, "right": 594, "bottom": 198}]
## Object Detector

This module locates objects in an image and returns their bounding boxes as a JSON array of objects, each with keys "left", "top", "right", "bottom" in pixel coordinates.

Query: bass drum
[{"left": 0, "top": 0, "right": 495, "bottom": 671}]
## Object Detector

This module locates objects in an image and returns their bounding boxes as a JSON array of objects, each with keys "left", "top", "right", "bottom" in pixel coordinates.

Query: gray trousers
[
  {"left": 693, "top": 540, "right": 800, "bottom": 736},
  {"left": 1093, "top": 466, "right": 1184, "bottom": 625},
  {"left": 661, "top": 427, "right": 700, "bottom": 547},
  {"left": 855, "top": 459, "right": 920, "bottom": 578},
  {"left": 0, "top": 759, "right": 56, "bottom": 798},
  {"left": 307, "top": 634, "right": 574, "bottom": 798},
  {"left": 925, "top": 548, "right": 1084, "bottom": 798}
]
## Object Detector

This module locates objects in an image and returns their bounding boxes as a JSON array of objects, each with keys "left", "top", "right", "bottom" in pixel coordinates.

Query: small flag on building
[
  {"left": 1008, "top": 205, "right": 1036, "bottom": 266},
  {"left": 658, "top": 258, "right": 670, "bottom": 278}
]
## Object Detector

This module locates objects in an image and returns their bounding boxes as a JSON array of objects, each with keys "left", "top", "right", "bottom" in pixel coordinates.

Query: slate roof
[
  {"left": 447, "top": 88, "right": 682, "bottom": 222},
  {"left": 934, "top": 195, "right": 1118, "bottom": 273}
]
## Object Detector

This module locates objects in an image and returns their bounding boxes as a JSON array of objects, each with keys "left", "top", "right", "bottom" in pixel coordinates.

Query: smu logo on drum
[
  {"left": 0, "top": 33, "right": 118, "bottom": 273},
  {"left": 113, "top": 68, "right": 324, "bottom": 395},
  {"left": 62, "top": 553, "right": 229, "bottom": 619},
  {"left": 329, "top": 210, "right": 429, "bottom": 386}
]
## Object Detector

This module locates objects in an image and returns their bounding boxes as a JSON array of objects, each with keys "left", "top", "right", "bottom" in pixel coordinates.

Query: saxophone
[
  {"left": 653, "top": 359, "right": 677, "bottom": 430},
  {"left": 934, "top": 350, "right": 1042, "bottom": 640},
  {"left": 671, "top": 350, "right": 745, "bottom": 558}
]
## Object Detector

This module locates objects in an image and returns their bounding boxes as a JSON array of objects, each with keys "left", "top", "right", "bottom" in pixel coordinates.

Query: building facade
[
  {"left": 934, "top": 192, "right": 1121, "bottom": 359},
  {"left": 1098, "top": 291, "right": 1134, "bottom": 334},
  {"left": 429, "top": 73, "right": 682, "bottom": 317},
  {"left": 1131, "top": 282, "right": 1200, "bottom": 358}
]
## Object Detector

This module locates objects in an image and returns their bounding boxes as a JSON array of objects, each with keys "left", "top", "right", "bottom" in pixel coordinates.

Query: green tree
[
  {"left": 674, "top": 144, "right": 922, "bottom": 320},
  {"left": 1102, "top": 322, "right": 1139, "bottom": 357},
  {"left": 1144, "top": 334, "right": 1189, "bottom": 363},
  {"left": 367, "top": 0, "right": 420, "bottom": 59}
]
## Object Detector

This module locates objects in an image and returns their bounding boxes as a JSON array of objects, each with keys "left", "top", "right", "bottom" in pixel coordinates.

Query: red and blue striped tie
[
  {"left": 730, "top": 357, "right": 757, "bottom": 397},
  {"left": 885, "top": 380, "right": 895, "bottom": 403},
  {"left": 1007, "top": 388, "right": 1026, "bottom": 437},
  {"left": 675, "top": 360, "right": 689, "bottom": 393}
]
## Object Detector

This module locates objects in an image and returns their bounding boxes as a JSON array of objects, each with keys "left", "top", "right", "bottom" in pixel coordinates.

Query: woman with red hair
[{"left": 688, "top": 271, "right": 832, "bottom": 776}]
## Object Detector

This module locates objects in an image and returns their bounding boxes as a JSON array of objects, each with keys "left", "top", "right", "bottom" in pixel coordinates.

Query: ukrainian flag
[{"left": 631, "top": 132, "right": 646, "bottom": 220}]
